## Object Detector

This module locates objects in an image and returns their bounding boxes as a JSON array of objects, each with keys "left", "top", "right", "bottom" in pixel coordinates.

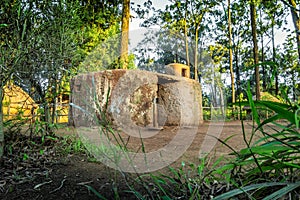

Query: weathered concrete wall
[
  {"left": 157, "top": 76, "right": 202, "bottom": 126},
  {"left": 69, "top": 69, "right": 203, "bottom": 128}
]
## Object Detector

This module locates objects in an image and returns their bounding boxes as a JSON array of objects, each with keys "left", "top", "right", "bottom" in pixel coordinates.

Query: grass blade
[
  {"left": 246, "top": 82, "right": 260, "bottom": 126},
  {"left": 263, "top": 181, "right": 300, "bottom": 200},
  {"left": 83, "top": 185, "right": 108, "bottom": 200},
  {"left": 255, "top": 114, "right": 281, "bottom": 132},
  {"left": 255, "top": 101, "right": 296, "bottom": 125},
  {"left": 213, "top": 182, "right": 287, "bottom": 200}
]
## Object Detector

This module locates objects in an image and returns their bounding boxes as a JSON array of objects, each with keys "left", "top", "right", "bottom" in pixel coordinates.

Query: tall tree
[
  {"left": 261, "top": 0, "right": 286, "bottom": 95},
  {"left": 216, "top": 0, "right": 249, "bottom": 97},
  {"left": 250, "top": 0, "right": 261, "bottom": 100},
  {"left": 120, "top": 0, "right": 130, "bottom": 69},
  {"left": 213, "top": 0, "right": 249, "bottom": 101},
  {"left": 228, "top": 0, "right": 235, "bottom": 104},
  {"left": 184, "top": 1, "right": 190, "bottom": 67},
  {"left": 287, "top": 0, "right": 300, "bottom": 61},
  {"left": 279, "top": 37, "right": 300, "bottom": 101},
  {"left": 189, "top": 0, "right": 219, "bottom": 81}
]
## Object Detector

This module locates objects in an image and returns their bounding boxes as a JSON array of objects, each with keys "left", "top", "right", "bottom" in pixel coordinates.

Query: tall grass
[
  {"left": 213, "top": 86, "right": 300, "bottom": 199},
  {"left": 127, "top": 86, "right": 300, "bottom": 199}
]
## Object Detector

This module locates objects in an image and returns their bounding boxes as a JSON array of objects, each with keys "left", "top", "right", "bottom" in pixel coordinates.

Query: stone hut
[{"left": 69, "top": 69, "right": 203, "bottom": 129}]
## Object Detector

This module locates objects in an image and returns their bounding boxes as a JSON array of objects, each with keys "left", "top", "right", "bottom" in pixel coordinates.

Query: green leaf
[
  {"left": 168, "top": 167, "right": 181, "bottom": 180},
  {"left": 280, "top": 162, "right": 300, "bottom": 169},
  {"left": 256, "top": 114, "right": 281, "bottom": 131},
  {"left": 161, "top": 196, "right": 172, "bottom": 200},
  {"left": 213, "top": 163, "right": 235, "bottom": 175},
  {"left": 254, "top": 101, "right": 296, "bottom": 125},
  {"left": 150, "top": 174, "right": 170, "bottom": 197},
  {"left": 124, "top": 189, "right": 144, "bottom": 199},
  {"left": 213, "top": 182, "right": 288, "bottom": 200},
  {"left": 296, "top": 108, "right": 300, "bottom": 129},
  {"left": 240, "top": 143, "right": 293, "bottom": 154},
  {"left": 263, "top": 181, "right": 300, "bottom": 200},
  {"left": 160, "top": 174, "right": 178, "bottom": 185}
]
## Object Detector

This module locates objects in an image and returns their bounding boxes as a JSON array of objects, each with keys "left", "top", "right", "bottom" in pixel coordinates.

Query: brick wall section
[{"left": 69, "top": 69, "right": 203, "bottom": 128}]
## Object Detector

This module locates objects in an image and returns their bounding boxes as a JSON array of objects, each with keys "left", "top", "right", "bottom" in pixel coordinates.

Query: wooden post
[{"left": 153, "top": 97, "right": 158, "bottom": 128}]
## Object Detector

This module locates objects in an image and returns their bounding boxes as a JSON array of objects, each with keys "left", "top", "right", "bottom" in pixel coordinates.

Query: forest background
[
  {"left": 1, "top": 0, "right": 300, "bottom": 160},
  {"left": 0, "top": 1, "right": 300, "bottom": 198}
]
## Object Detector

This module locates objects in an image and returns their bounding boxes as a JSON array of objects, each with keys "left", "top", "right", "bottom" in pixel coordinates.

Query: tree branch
[{"left": 281, "top": 0, "right": 300, "bottom": 12}]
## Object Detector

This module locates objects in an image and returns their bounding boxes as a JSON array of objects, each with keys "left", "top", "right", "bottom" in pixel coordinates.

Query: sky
[
  {"left": 129, "top": 0, "right": 293, "bottom": 46},
  {"left": 130, "top": 0, "right": 167, "bottom": 30}
]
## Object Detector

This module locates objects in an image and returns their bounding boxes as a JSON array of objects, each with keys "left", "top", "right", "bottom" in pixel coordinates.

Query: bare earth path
[{"left": 1, "top": 121, "right": 263, "bottom": 200}]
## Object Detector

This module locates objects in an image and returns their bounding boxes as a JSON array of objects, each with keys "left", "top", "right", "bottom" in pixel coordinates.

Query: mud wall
[{"left": 69, "top": 69, "right": 203, "bottom": 128}]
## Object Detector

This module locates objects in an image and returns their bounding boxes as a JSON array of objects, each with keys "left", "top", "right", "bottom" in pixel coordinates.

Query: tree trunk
[
  {"left": 292, "top": 75, "right": 296, "bottom": 101},
  {"left": 120, "top": 0, "right": 130, "bottom": 69},
  {"left": 184, "top": 1, "right": 190, "bottom": 67},
  {"left": 288, "top": 0, "right": 300, "bottom": 61},
  {"left": 235, "top": 41, "right": 240, "bottom": 93},
  {"left": 219, "top": 86, "right": 225, "bottom": 117},
  {"left": 228, "top": 0, "right": 235, "bottom": 104},
  {"left": 44, "top": 101, "right": 54, "bottom": 136},
  {"left": 194, "top": 26, "right": 199, "bottom": 81},
  {"left": 51, "top": 79, "right": 58, "bottom": 124},
  {"left": 250, "top": 1, "right": 260, "bottom": 100},
  {"left": 260, "top": 10, "right": 266, "bottom": 91},
  {"left": 234, "top": 36, "right": 241, "bottom": 120},
  {"left": 0, "top": 85, "right": 4, "bottom": 164},
  {"left": 271, "top": 15, "right": 279, "bottom": 95}
]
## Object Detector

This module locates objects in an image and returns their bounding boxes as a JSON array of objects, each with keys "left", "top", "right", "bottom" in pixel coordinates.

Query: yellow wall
[{"left": 3, "top": 84, "right": 37, "bottom": 120}]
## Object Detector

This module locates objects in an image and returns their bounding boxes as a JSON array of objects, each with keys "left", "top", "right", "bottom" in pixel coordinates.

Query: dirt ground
[{"left": 0, "top": 121, "right": 265, "bottom": 200}]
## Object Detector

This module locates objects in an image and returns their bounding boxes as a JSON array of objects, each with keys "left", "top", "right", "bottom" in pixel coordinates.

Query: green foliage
[
  {"left": 32, "top": 119, "right": 59, "bottom": 136},
  {"left": 117, "top": 86, "right": 299, "bottom": 199},
  {"left": 0, "top": 0, "right": 83, "bottom": 136},
  {"left": 57, "top": 135, "right": 85, "bottom": 155},
  {"left": 214, "top": 86, "right": 300, "bottom": 199},
  {"left": 78, "top": 24, "right": 136, "bottom": 72},
  {"left": 202, "top": 107, "right": 247, "bottom": 120},
  {"left": 75, "top": 0, "right": 126, "bottom": 71}
]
